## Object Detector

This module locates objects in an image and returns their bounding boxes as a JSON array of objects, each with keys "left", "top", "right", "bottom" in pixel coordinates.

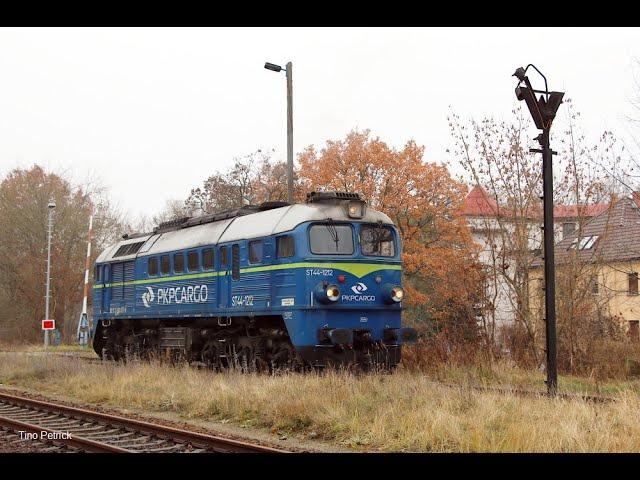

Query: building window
[
  {"left": 148, "top": 258, "right": 158, "bottom": 276},
  {"left": 569, "top": 235, "right": 598, "bottom": 250},
  {"left": 203, "top": 248, "right": 214, "bottom": 270},
  {"left": 562, "top": 222, "right": 576, "bottom": 239},
  {"left": 174, "top": 253, "right": 184, "bottom": 273},
  {"left": 248, "top": 240, "right": 263, "bottom": 264},
  {"left": 629, "top": 272, "right": 639, "bottom": 295},
  {"left": 629, "top": 321, "right": 640, "bottom": 342},
  {"left": 188, "top": 251, "right": 199, "bottom": 272},
  {"left": 160, "top": 255, "right": 170, "bottom": 275},
  {"left": 232, "top": 244, "right": 240, "bottom": 280},
  {"left": 277, "top": 235, "right": 295, "bottom": 258}
]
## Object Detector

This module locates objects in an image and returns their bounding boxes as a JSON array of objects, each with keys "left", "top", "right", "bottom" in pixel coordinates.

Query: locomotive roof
[{"left": 96, "top": 202, "right": 394, "bottom": 263}]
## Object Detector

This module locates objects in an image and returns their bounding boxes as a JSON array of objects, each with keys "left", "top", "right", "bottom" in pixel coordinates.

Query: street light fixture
[
  {"left": 264, "top": 60, "right": 294, "bottom": 204},
  {"left": 513, "top": 64, "right": 565, "bottom": 396},
  {"left": 264, "top": 62, "right": 283, "bottom": 73}
]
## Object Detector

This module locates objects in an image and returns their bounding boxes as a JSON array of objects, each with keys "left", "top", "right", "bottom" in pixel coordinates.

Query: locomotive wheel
[
  {"left": 121, "top": 332, "right": 138, "bottom": 363},
  {"left": 201, "top": 341, "right": 221, "bottom": 370},
  {"left": 102, "top": 328, "right": 120, "bottom": 361},
  {"left": 235, "top": 346, "right": 256, "bottom": 373},
  {"left": 270, "top": 342, "right": 304, "bottom": 374}
]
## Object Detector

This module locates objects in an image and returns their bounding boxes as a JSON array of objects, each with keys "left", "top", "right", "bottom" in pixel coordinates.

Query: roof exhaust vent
[{"left": 306, "top": 191, "right": 362, "bottom": 203}]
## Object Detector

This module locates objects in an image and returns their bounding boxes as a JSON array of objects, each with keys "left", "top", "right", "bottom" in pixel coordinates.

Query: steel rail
[
  {"left": 438, "top": 382, "right": 615, "bottom": 403},
  {"left": 0, "top": 390, "right": 290, "bottom": 453},
  {"left": 0, "top": 414, "right": 133, "bottom": 452}
]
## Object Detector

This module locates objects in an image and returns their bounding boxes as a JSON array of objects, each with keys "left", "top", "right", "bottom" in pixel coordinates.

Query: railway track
[
  {"left": 0, "top": 391, "right": 290, "bottom": 453},
  {"left": 451, "top": 383, "right": 615, "bottom": 403}
]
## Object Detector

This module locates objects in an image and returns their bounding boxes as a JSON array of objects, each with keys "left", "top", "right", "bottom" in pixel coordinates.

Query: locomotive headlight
[
  {"left": 391, "top": 287, "right": 404, "bottom": 302},
  {"left": 314, "top": 282, "right": 341, "bottom": 304},
  {"left": 326, "top": 284, "right": 341, "bottom": 301},
  {"left": 346, "top": 201, "right": 364, "bottom": 218},
  {"left": 381, "top": 284, "right": 404, "bottom": 304}
]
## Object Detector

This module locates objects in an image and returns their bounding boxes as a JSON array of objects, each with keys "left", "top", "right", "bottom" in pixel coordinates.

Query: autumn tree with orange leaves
[{"left": 298, "top": 129, "right": 484, "bottom": 338}]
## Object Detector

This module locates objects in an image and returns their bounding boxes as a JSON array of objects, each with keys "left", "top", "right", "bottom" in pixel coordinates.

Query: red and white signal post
[{"left": 76, "top": 214, "right": 93, "bottom": 346}]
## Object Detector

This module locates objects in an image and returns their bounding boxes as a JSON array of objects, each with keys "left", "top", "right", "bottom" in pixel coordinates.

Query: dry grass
[
  {"left": 0, "top": 342, "right": 94, "bottom": 354},
  {"left": 1, "top": 354, "right": 640, "bottom": 452},
  {"left": 421, "top": 361, "right": 640, "bottom": 396}
]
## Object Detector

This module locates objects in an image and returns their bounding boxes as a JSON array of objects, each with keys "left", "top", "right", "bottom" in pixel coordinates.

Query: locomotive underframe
[{"left": 93, "top": 315, "right": 402, "bottom": 371}]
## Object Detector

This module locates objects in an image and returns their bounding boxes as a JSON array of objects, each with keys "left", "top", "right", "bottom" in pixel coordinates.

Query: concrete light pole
[
  {"left": 44, "top": 199, "right": 56, "bottom": 347},
  {"left": 264, "top": 61, "right": 294, "bottom": 204}
]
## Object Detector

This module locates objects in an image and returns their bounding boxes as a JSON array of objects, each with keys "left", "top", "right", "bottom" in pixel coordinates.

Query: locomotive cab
[{"left": 284, "top": 192, "right": 417, "bottom": 368}]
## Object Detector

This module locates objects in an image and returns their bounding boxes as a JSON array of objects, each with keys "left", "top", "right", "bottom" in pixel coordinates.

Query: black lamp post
[{"left": 513, "top": 65, "right": 564, "bottom": 396}]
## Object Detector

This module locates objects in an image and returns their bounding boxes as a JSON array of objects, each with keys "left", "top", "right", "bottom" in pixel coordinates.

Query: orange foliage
[{"left": 298, "top": 129, "right": 483, "bottom": 327}]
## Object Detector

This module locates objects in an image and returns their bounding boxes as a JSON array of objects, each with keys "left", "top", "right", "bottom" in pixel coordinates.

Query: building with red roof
[{"left": 460, "top": 184, "right": 610, "bottom": 334}]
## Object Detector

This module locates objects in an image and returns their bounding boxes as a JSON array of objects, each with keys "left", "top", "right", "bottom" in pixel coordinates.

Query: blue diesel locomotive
[{"left": 92, "top": 191, "right": 417, "bottom": 369}]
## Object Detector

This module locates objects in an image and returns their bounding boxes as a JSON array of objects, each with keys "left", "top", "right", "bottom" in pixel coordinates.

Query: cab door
[
  {"left": 102, "top": 264, "right": 111, "bottom": 313},
  {"left": 218, "top": 245, "right": 230, "bottom": 309}
]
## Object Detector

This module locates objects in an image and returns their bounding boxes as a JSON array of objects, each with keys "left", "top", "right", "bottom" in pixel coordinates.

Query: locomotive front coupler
[
  {"left": 318, "top": 327, "right": 354, "bottom": 345},
  {"left": 383, "top": 327, "right": 418, "bottom": 344}
]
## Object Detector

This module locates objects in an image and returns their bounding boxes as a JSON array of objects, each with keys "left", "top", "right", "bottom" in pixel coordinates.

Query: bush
[
  {"left": 579, "top": 340, "right": 640, "bottom": 380},
  {"left": 401, "top": 334, "right": 489, "bottom": 373}
]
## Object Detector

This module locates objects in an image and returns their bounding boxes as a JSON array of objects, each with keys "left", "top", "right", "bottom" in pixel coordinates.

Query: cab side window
[
  {"left": 248, "top": 240, "right": 263, "bottom": 264},
  {"left": 276, "top": 236, "right": 295, "bottom": 258}
]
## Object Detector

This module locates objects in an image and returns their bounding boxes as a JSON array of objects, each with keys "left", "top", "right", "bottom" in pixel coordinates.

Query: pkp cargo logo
[
  {"left": 343, "top": 282, "right": 375, "bottom": 302},
  {"left": 351, "top": 282, "right": 368, "bottom": 294},
  {"left": 142, "top": 287, "right": 155, "bottom": 308}
]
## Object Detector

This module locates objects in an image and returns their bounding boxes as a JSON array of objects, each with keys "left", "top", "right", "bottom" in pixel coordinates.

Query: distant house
[
  {"left": 460, "top": 185, "right": 607, "bottom": 332},
  {"left": 530, "top": 196, "right": 640, "bottom": 340},
  {"left": 460, "top": 186, "right": 513, "bottom": 329},
  {"left": 554, "top": 203, "right": 609, "bottom": 241}
]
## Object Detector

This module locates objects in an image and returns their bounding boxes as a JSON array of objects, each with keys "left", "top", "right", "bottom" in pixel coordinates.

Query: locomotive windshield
[
  {"left": 360, "top": 224, "right": 395, "bottom": 257},
  {"left": 309, "top": 224, "right": 354, "bottom": 255}
]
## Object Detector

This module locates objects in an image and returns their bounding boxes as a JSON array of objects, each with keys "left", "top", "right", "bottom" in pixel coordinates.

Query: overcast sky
[{"left": 1, "top": 27, "right": 639, "bottom": 219}]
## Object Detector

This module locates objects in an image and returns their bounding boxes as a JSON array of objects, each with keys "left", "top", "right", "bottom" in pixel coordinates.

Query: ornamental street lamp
[{"left": 513, "top": 64, "right": 565, "bottom": 396}]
